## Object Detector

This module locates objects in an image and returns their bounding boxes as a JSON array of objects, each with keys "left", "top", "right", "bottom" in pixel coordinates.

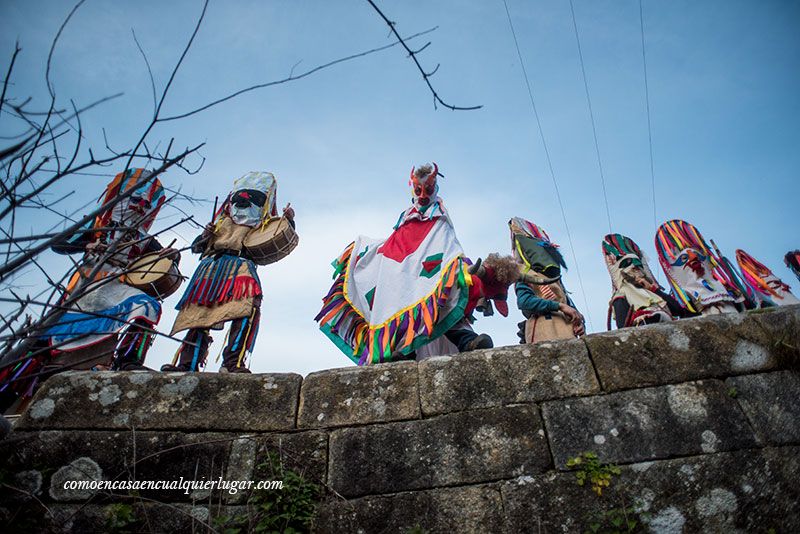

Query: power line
[
  {"left": 638, "top": 0, "right": 657, "bottom": 234},
  {"left": 501, "top": 0, "right": 595, "bottom": 331},
  {"left": 568, "top": 0, "right": 613, "bottom": 234},
  {"left": 638, "top": 0, "right": 661, "bottom": 285}
]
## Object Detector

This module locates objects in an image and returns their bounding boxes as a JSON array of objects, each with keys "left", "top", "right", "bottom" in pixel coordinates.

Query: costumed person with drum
[
  {"left": 0, "top": 168, "right": 178, "bottom": 406},
  {"left": 655, "top": 219, "right": 751, "bottom": 315},
  {"left": 315, "top": 163, "right": 494, "bottom": 365},
  {"left": 164, "top": 171, "right": 297, "bottom": 373},
  {"left": 509, "top": 217, "right": 585, "bottom": 344},
  {"left": 602, "top": 233, "right": 694, "bottom": 329},
  {"left": 784, "top": 251, "right": 800, "bottom": 283},
  {"left": 735, "top": 249, "right": 800, "bottom": 307}
]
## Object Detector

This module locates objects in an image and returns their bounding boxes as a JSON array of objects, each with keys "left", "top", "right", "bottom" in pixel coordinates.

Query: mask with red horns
[{"left": 409, "top": 163, "right": 439, "bottom": 210}]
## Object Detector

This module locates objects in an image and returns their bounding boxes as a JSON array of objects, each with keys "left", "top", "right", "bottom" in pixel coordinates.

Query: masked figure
[
  {"left": 655, "top": 219, "right": 748, "bottom": 315},
  {"left": 0, "top": 168, "right": 174, "bottom": 404},
  {"left": 316, "top": 163, "right": 492, "bottom": 365},
  {"left": 785, "top": 251, "right": 800, "bottom": 283},
  {"left": 510, "top": 217, "right": 584, "bottom": 343},
  {"left": 164, "top": 171, "right": 295, "bottom": 373},
  {"left": 736, "top": 249, "right": 800, "bottom": 307},
  {"left": 602, "top": 233, "right": 693, "bottom": 329}
]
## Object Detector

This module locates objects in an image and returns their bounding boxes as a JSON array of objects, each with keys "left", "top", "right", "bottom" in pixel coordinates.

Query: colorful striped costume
[
  {"left": 510, "top": 217, "right": 583, "bottom": 343},
  {"left": 0, "top": 168, "right": 168, "bottom": 400},
  {"left": 167, "top": 172, "right": 284, "bottom": 373},
  {"left": 602, "top": 233, "right": 688, "bottom": 328},
  {"left": 315, "top": 164, "right": 479, "bottom": 364},
  {"left": 655, "top": 219, "right": 750, "bottom": 315},
  {"left": 736, "top": 249, "right": 799, "bottom": 307}
]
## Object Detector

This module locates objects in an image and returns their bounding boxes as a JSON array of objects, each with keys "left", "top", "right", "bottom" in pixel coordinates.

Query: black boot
[{"left": 464, "top": 333, "right": 493, "bottom": 351}]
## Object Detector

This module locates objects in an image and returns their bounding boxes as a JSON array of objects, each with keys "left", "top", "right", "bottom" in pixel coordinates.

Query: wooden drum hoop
[
  {"left": 123, "top": 253, "right": 182, "bottom": 300},
  {"left": 243, "top": 217, "right": 299, "bottom": 265}
]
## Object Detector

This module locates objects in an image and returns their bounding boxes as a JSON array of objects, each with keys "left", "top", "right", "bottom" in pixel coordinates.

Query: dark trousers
[
  {"left": 444, "top": 328, "right": 479, "bottom": 352},
  {"left": 175, "top": 315, "right": 255, "bottom": 372}
]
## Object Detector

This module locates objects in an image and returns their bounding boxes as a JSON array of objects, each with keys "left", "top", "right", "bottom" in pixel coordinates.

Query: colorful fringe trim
[
  {"left": 315, "top": 243, "right": 471, "bottom": 365},
  {"left": 176, "top": 254, "right": 261, "bottom": 309}
]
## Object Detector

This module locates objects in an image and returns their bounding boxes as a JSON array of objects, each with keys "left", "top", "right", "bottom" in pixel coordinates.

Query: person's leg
[
  {"left": 112, "top": 319, "right": 156, "bottom": 371},
  {"left": 445, "top": 327, "right": 493, "bottom": 352},
  {"left": 161, "top": 328, "right": 212, "bottom": 372},
  {"left": 221, "top": 303, "right": 260, "bottom": 373}
]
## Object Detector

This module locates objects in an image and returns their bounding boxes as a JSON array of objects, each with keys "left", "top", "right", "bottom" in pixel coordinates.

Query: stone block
[
  {"left": 585, "top": 305, "right": 800, "bottom": 392},
  {"left": 16, "top": 371, "right": 302, "bottom": 431},
  {"left": 315, "top": 484, "right": 503, "bottom": 534},
  {"left": 298, "top": 361, "right": 420, "bottom": 428},
  {"left": 0, "top": 502, "right": 240, "bottom": 533},
  {"left": 501, "top": 447, "right": 800, "bottom": 533},
  {"left": 328, "top": 405, "right": 550, "bottom": 497},
  {"left": 0, "top": 430, "right": 232, "bottom": 503},
  {"left": 727, "top": 370, "right": 800, "bottom": 445},
  {"left": 225, "top": 430, "right": 328, "bottom": 504},
  {"left": 541, "top": 379, "right": 757, "bottom": 468},
  {"left": 418, "top": 339, "right": 599, "bottom": 416}
]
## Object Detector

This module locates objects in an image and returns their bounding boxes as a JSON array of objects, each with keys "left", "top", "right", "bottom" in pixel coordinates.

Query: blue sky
[{"left": 1, "top": 0, "right": 798, "bottom": 375}]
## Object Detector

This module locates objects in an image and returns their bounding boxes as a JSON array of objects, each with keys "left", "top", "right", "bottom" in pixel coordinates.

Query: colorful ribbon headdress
[
  {"left": 655, "top": 219, "right": 754, "bottom": 310},
  {"left": 509, "top": 217, "right": 566, "bottom": 280},
  {"left": 736, "top": 249, "right": 792, "bottom": 300},
  {"left": 94, "top": 168, "right": 165, "bottom": 233},
  {"left": 602, "top": 233, "right": 660, "bottom": 289}
]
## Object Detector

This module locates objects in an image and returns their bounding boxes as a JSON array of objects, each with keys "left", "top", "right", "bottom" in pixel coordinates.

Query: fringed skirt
[{"left": 171, "top": 254, "right": 261, "bottom": 334}]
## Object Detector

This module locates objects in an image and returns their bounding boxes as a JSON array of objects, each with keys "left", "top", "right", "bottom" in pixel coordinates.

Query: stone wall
[{"left": 1, "top": 305, "right": 798, "bottom": 533}]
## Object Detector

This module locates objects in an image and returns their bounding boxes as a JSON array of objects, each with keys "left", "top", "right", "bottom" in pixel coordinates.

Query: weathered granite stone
[
  {"left": 16, "top": 371, "right": 302, "bottom": 431},
  {"left": 0, "top": 430, "right": 232, "bottom": 503},
  {"left": 0, "top": 502, "right": 243, "bottom": 533},
  {"left": 542, "top": 379, "right": 758, "bottom": 467},
  {"left": 315, "top": 484, "right": 504, "bottom": 534},
  {"left": 328, "top": 405, "right": 550, "bottom": 497},
  {"left": 224, "top": 430, "right": 328, "bottom": 504},
  {"left": 585, "top": 305, "right": 800, "bottom": 392},
  {"left": 501, "top": 447, "right": 800, "bottom": 533},
  {"left": 298, "top": 361, "right": 419, "bottom": 428},
  {"left": 727, "top": 370, "right": 800, "bottom": 445},
  {"left": 0, "top": 415, "right": 11, "bottom": 440},
  {"left": 418, "top": 339, "right": 599, "bottom": 416}
]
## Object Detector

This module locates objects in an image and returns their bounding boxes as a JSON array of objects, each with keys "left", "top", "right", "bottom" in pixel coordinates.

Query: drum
[
  {"left": 124, "top": 253, "right": 182, "bottom": 299},
  {"left": 243, "top": 217, "right": 299, "bottom": 265}
]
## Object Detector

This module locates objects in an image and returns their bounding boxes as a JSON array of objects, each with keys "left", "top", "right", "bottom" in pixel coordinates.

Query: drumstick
[{"left": 212, "top": 196, "right": 218, "bottom": 223}]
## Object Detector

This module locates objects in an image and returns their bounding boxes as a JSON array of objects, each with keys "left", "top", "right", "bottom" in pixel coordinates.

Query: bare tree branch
[
  {"left": 364, "top": 0, "right": 482, "bottom": 111},
  {"left": 0, "top": 40, "right": 21, "bottom": 118},
  {"left": 45, "top": 0, "right": 86, "bottom": 99},
  {"left": 131, "top": 28, "right": 158, "bottom": 118},
  {"left": 160, "top": 26, "right": 440, "bottom": 121}
]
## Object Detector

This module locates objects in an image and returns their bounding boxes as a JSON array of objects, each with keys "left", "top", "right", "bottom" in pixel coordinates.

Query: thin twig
[{"left": 364, "top": 0, "right": 482, "bottom": 111}]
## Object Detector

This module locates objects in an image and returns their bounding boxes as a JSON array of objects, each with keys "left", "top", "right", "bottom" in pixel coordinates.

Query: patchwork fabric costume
[
  {"left": 736, "top": 249, "right": 800, "bottom": 307},
  {"left": 315, "top": 164, "right": 483, "bottom": 365},
  {"left": 655, "top": 219, "right": 750, "bottom": 315},
  {"left": 510, "top": 217, "right": 584, "bottom": 343},
  {"left": 0, "top": 168, "right": 168, "bottom": 399},
  {"left": 167, "top": 171, "right": 289, "bottom": 373},
  {"left": 602, "top": 233, "right": 691, "bottom": 329},
  {"left": 785, "top": 251, "right": 800, "bottom": 283}
]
